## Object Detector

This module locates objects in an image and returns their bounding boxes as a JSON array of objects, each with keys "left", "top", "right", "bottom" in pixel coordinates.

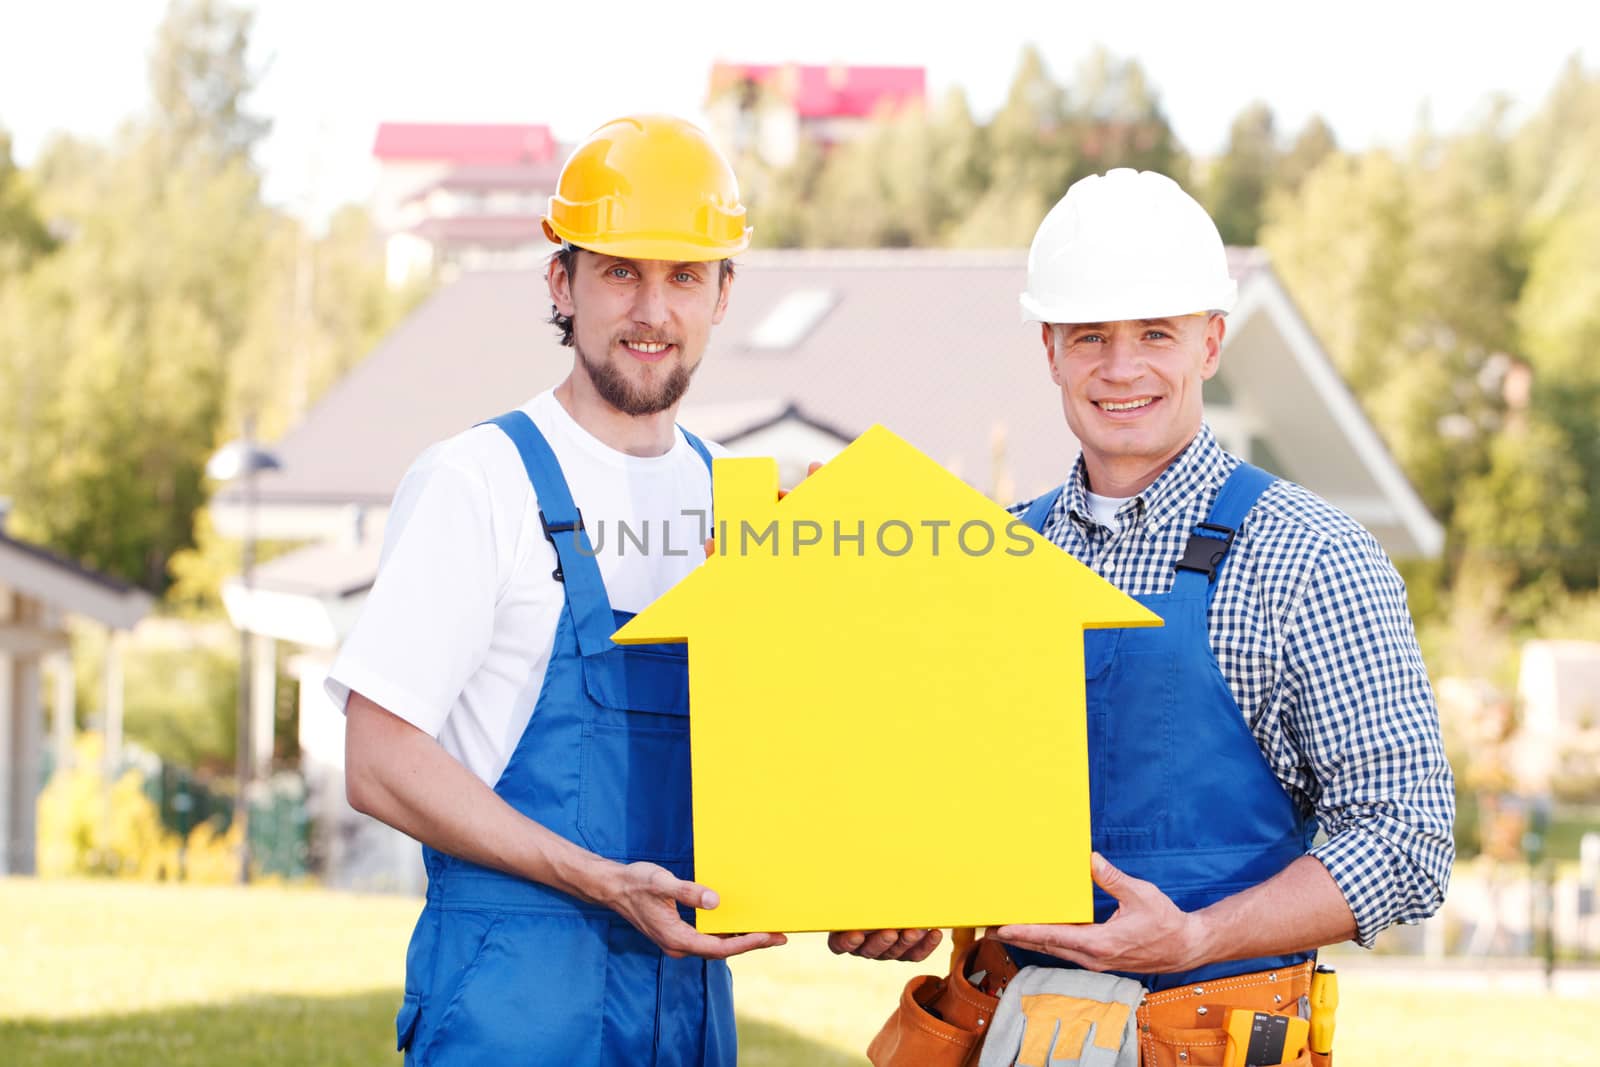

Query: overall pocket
[
  {"left": 396, "top": 994, "right": 421, "bottom": 1053},
  {"left": 577, "top": 715, "right": 693, "bottom": 863},
  {"left": 577, "top": 643, "right": 694, "bottom": 864},
  {"left": 422, "top": 912, "right": 608, "bottom": 1067},
  {"left": 1090, "top": 648, "right": 1173, "bottom": 840}
]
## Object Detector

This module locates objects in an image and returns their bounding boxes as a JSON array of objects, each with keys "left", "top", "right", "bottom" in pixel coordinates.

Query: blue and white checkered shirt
[{"left": 1011, "top": 425, "right": 1455, "bottom": 947}]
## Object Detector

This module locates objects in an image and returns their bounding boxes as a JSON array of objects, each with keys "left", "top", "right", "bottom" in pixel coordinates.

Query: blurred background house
[
  {"left": 373, "top": 122, "right": 564, "bottom": 286},
  {"left": 706, "top": 62, "right": 926, "bottom": 167},
  {"left": 0, "top": 504, "right": 151, "bottom": 876}
]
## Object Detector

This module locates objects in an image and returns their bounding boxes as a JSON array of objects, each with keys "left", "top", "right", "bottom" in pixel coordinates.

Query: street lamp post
[{"left": 207, "top": 419, "right": 281, "bottom": 885}]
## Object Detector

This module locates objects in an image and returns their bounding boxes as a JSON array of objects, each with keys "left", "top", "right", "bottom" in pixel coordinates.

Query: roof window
[{"left": 747, "top": 289, "right": 837, "bottom": 351}]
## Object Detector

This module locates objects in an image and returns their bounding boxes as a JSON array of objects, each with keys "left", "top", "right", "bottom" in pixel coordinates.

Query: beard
[{"left": 577, "top": 339, "right": 697, "bottom": 416}]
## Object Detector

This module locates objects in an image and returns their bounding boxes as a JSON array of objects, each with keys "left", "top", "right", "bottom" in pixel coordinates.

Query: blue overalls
[
  {"left": 1016, "top": 463, "right": 1316, "bottom": 992},
  {"left": 394, "top": 411, "right": 736, "bottom": 1066}
]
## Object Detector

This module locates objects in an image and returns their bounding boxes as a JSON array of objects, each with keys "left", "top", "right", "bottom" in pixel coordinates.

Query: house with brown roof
[{"left": 211, "top": 246, "right": 1442, "bottom": 890}]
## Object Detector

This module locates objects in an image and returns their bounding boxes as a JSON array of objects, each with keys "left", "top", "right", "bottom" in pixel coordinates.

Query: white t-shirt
[
  {"left": 327, "top": 390, "right": 722, "bottom": 786},
  {"left": 1085, "top": 490, "right": 1133, "bottom": 534}
]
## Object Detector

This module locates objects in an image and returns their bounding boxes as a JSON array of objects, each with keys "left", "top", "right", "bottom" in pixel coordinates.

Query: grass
[{"left": 3, "top": 878, "right": 1594, "bottom": 1065}]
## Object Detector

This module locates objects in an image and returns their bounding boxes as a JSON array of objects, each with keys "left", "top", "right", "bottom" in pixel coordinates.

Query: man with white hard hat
[{"left": 844, "top": 169, "right": 1455, "bottom": 1066}]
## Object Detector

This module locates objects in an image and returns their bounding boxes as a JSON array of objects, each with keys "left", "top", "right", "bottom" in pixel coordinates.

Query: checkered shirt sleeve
[{"left": 1010, "top": 425, "right": 1455, "bottom": 947}]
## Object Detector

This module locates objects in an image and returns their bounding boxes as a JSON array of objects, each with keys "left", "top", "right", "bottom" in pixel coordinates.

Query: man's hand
[
  {"left": 602, "top": 861, "right": 788, "bottom": 960},
  {"left": 994, "top": 853, "right": 1206, "bottom": 974},
  {"left": 827, "top": 928, "right": 943, "bottom": 962}
]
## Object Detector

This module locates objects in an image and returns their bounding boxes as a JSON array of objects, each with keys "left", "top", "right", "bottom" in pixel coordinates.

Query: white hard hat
[{"left": 1019, "top": 168, "right": 1236, "bottom": 325}]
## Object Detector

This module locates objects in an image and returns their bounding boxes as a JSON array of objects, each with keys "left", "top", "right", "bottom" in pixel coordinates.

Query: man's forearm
[
  {"left": 1190, "top": 855, "right": 1356, "bottom": 965},
  {"left": 344, "top": 692, "right": 620, "bottom": 907}
]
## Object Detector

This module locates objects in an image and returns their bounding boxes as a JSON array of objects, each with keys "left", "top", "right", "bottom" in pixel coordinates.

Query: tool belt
[
  {"left": 1138, "top": 961, "right": 1321, "bottom": 1067},
  {"left": 866, "top": 936, "right": 1019, "bottom": 1067},
  {"left": 869, "top": 944, "right": 1331, "bottom": 1067}
]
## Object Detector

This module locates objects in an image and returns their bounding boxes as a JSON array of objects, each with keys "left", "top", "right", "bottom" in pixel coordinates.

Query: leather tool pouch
[
  {"left": 866, "top": 936, "right": 1019, "bottom": 1067},
  {"left": 1135, "top": 961, "right": 1316, "bottom": 1067}
]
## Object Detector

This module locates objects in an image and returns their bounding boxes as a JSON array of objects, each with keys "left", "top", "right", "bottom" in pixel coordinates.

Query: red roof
[
  {"left": 710, "top": 63, "right": 925, "bottom": 119},
  {"left": 373, "top": 123, "right": 557, "bottom": 165}
]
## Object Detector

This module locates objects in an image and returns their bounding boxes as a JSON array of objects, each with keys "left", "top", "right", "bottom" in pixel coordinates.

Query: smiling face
[
  {"left": 1043, "top": 313, "right": 1225, "bottom": 497},
  {"left": 548, "top": 250, "right": 731, "bottom": 417}
]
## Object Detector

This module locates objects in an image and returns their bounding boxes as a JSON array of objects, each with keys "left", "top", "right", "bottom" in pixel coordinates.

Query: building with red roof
[
  {"left": 706, "top": 63, "right": 926, "bottom": 166},
  {"left": 372, "top": 123, "right": 557, "bottom": 165},
  {"left": 370, "top": 122, "right": 564, "bottom": 286}
]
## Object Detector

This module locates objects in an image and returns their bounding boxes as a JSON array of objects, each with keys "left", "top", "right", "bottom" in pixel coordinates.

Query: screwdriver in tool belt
[{"left": 1309, "top": 966, "right": 1338, "bottom": 1060}]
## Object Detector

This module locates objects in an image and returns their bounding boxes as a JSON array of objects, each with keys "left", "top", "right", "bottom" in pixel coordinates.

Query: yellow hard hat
[{"left": 543, "top": 114, "right": 751, "bottom": 262}]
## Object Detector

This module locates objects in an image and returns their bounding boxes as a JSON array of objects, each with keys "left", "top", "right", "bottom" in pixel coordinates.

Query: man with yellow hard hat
[
  {"left": 850, "top": 170, "right": 1454, "bottom": 1067},
  {"left": 335, "top": 114, "right": 780, "bottom": 1066}
]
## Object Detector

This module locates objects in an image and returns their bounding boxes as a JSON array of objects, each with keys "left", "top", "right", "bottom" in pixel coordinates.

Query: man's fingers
[
  {"left": 879, "top": 928, "right": 928, "bottom": 960},
  {"left": 906, "top": 928, "right": 944, "bottom": 962},
  {"left": 890, "top": 929, "right": 943, "bottom": 963},
  {"left": 663, "top": 874, "right": 716, "bottom": 911},
  {"left": 995, "top": 924, "right": 1084, "bottom": 952},
  {"left": 828, "top": 931, "right": 867, "bottom": 955},
  {"left": 826, "top": 928, "right": 941, "bottom": 960},
  {"left": 997, "top": 924, "right": 1105, "bottom": 967},
  {"left": 685, "top": 930, "right": 785, "bottom": 959},
  {"left": 1089, "top": 852, "right": 1135, "bottom": 900},
  {"left": 855, "top": 929, "right": 904, "bottom": 959},
  {"left": 779, "top": 461, "right": 826, "bottom": 500},
  {"left": 1001, "top": 935, "right": 1100, "bottom": 970}
]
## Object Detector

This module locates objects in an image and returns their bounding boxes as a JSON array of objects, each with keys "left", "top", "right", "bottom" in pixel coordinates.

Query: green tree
[
  {"left": 948, "top": 44, "right": 1074, "bottom": 246},
  {"left": 1066, "top": 48, "right": 1188, "bottom": 186},
  {"left": 745, "top": 136, "right": 826, "bottom": 249},
  {"left": 149, "top": 0, "right": 269, "bottom": 165},
  {"left": 0, "top": 129, "right": 55, "bottom": 272},
  {"left": 230, "top": 205, "right": 423, "bottom": 439},
  {"left": 1206, "top": 102, "right": 1277, "bottom": 245},
  {"left": 1453, "top": 415, "right": 1586, "bottom": 572},
  {"left": 746, "top": 47, "right": 1188, "bottom": 250},
  {"left": 1278, "top": 115, "right": 1337, "bottom": 194},
  {"left": 0, "top": 0, "right": 270, "bottom": 587},
  {"left": 1509, "top": 56, "right": 1600, "bottom": 581},
  {"left": 1262, "top": 114, "right": 1523, "bottom": 538}
]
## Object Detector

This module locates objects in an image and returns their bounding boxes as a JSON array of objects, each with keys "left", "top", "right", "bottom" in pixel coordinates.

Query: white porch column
[
  {"left": 48, "top": 652, "right": 74, "bottom": 775},
  {"left": 250, "top": 632, "right": 277, "bottom": 778},
  {"left": 102, "top": 629, "right": 124, "bottom": 774},
  {"left": 12, "top": 654, "right": 41, "bottom": 875},
  {"left": 0, "top": 650, "right": 12, "bottom": 877}
]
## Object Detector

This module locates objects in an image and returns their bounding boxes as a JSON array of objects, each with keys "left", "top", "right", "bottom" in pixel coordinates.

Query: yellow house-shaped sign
[{"left": 614, "top": 425, "right": 1161, "bottom": 934}]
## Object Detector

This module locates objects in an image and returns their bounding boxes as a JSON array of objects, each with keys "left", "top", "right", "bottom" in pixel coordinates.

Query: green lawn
[{"left": 2, "top": 878, "right": 1592, "bottom": 1065}]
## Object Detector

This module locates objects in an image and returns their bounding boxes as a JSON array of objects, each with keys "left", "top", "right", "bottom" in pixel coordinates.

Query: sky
[{"left": 2, "top": 0, "right": 1595, "bottom": 226}]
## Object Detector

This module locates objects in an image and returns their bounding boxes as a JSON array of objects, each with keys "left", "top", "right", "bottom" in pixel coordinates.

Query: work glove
[{"left": 977, "top": 967, "right": 1143, "bottom": 1067}]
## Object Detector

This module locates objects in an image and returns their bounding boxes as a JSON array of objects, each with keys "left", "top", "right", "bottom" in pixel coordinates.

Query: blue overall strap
[
  {"left": 1172, "top": 461, "right": 1277, "bottom": 595},
  {"left": 1021, "top": 487, "right": 1065, "bottom": 535},
  {"left": 678, "top": 427, "right": 715, "bottom": 475},
  {"left": 482, "top": 411, "right": 618, "bottom": 657}
]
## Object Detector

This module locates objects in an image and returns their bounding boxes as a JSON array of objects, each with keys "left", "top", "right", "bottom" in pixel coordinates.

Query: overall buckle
[
  {"left": 1174, "top": 522, "right": 1236, "bottom": 582},
  {"left": 539, "top": 509, "right": 584, "bottom": 582}
]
